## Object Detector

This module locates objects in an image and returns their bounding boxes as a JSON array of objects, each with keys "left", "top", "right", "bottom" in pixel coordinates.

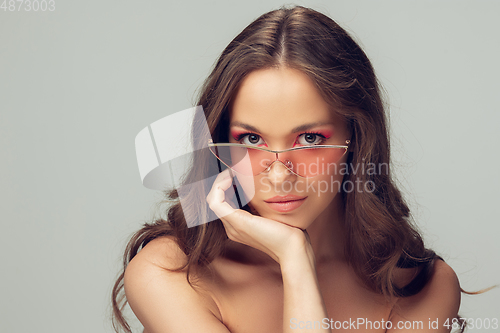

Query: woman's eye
[
  {"left": 296, "top": 133, "right": 324, "bottom": 145},
  {"left": 241, "top": 134, "right": 264, "bottom": 145}
]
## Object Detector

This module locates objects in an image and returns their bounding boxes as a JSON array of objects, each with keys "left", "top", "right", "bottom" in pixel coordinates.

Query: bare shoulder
[
  {"left": 388, "top": 259, "right": 461, "bottom": 332},
  {"left": 124, "top": 236, "right": 229, "bottom": 333},
  {"left": 130, "top": 235, "right": 188, "bottom": 269}
]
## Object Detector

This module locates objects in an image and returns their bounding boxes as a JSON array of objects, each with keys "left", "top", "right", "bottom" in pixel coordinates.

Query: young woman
[{"left": 112, "top": 6, "right": 468, "bottom": 333}]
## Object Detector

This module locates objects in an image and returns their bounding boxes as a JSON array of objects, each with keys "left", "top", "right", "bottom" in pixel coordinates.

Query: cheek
[{"left": 303, "top": 176, "right": 341, "bottom": 207}]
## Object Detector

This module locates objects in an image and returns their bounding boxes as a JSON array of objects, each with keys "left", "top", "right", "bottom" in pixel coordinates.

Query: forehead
[{"left": 229, "top": 68, "right": 343, "bottom": 138}]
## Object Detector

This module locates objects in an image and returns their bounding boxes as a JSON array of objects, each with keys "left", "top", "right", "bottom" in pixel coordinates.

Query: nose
[{"left": 264, "top": 158, "right": 296, "bottom": 184}]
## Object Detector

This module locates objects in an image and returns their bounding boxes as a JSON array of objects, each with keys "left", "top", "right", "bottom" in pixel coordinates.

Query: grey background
[{"left": 1, "top": 0, "right": 498, "bottom": 332}]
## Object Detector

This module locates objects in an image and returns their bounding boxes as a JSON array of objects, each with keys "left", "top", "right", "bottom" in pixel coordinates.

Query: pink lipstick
[{"left": 264, "top": 195, "right": 307, "bottom": 213}]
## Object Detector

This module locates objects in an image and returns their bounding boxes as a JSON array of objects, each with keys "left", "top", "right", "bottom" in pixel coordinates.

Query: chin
[{"left": 252, "top": 204, "right": 313, "bottom": 229}]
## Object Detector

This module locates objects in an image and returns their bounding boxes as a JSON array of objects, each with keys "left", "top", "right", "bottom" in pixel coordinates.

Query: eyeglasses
[{"left": 208, "top": 139, "right": 350, "bottom": 178}]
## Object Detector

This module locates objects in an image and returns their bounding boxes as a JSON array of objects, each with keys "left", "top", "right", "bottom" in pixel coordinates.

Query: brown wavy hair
[{"left": 111, "top": 5, "right": 482, "bottom": 332}]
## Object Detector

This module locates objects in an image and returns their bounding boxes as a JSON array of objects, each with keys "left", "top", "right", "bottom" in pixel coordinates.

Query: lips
[
  {"left": 264, "top": 195, "right": 307, "bottom": 212},
  {"left": 264, "top": 195, "right": 306, "bottom": 203}
]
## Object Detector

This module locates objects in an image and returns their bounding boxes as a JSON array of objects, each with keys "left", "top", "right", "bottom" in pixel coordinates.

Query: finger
[
  {"left": 207, "top": 170, "right": 237, "bottom": 219},
  {"left": 206, "top": 169, "right": 232, "bottom": 202},
  {"left": 219, "top": 209, "right": 257, "bottom": 240}
]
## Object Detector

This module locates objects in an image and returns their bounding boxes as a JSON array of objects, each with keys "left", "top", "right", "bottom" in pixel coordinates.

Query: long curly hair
[{"left": 111, "top": 6, "right": 473, "bottom": 332}]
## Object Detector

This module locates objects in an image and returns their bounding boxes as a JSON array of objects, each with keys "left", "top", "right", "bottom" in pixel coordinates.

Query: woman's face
[{"left": 228, "top": 67, "right": 350, "bottom": 229}]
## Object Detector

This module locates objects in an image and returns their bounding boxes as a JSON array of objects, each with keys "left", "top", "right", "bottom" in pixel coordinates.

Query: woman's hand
[{"left": 206, "top": 169, "right": 309, "bottom": 265}]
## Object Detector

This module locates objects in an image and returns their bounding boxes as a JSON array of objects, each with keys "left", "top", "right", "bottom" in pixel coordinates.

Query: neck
[{"left": 306, "top": 195, "right": 347, "bottom": 264}]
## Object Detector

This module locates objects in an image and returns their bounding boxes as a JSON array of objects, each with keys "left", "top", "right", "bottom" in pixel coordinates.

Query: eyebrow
[{"left": 230, "top": 121, "right": 332, "bottom": 134}]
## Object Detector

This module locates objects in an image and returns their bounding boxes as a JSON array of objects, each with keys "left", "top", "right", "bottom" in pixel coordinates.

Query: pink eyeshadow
[
  {"left": 230, "top": 129, "right": 247, "bottom": 141},
  {"left": 315, "top": 129, "right": 332, "bottom": 139}
]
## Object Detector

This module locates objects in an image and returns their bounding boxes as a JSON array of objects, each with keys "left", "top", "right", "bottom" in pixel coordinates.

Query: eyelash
[{"left": 235, "top": 132, "right": 328, "bottom": 145}]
